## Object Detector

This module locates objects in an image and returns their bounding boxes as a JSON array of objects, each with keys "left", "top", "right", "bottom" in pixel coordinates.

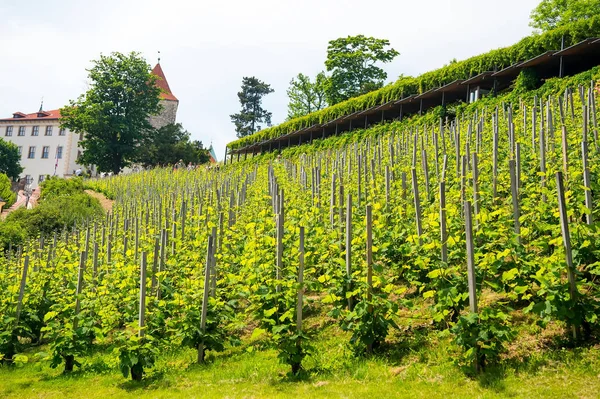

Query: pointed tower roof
[
  {"left": 152, "top": 63, "right": 178, "bottom": 101},
  {"left": 208, "top": 145, "right": 218, "bottom": 163}
]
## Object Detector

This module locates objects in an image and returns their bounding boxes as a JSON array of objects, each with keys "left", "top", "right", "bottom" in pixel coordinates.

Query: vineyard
[{"left": 2, "top": 68, "right": 600, "bottom": 397}]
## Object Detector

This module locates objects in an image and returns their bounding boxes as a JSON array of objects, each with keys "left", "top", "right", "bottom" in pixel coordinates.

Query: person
[{"left": 75, "top": 168, "right": 82, "bottom": 176}]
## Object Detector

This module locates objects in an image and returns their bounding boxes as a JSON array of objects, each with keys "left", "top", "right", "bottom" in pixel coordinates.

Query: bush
[
  {"left": 0, "top": 173, "right": 16, "bottom": 209},
  {"left": 5, "top": 192, "right": 103, "bottom": 238},
  {"left": 40, "top": 176, "right": 85, "bottom": 200},
  {"left": 0, "top": 220, "right": 26, "bottom": 251}
]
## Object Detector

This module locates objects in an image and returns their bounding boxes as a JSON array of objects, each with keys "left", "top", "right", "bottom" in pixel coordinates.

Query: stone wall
[{"left": 150, "top": 99, "right": 178, "bottom": 129}]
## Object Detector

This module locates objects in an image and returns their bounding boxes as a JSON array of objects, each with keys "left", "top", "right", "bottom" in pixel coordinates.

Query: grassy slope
[{"left": 1, "top": 319, "right": 599, "bottom": 399}]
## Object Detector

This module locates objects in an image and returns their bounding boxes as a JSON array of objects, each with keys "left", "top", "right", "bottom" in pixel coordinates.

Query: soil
[{"left": 85, "top": 190, "right": 114, "bottom": 212}]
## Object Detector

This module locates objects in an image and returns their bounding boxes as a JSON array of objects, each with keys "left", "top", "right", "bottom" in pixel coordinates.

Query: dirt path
[{"left": 85, "top": 190, "right": 114, "bottom": 212}]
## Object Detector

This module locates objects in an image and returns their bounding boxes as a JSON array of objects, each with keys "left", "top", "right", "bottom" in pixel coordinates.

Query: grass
[{"left": 1, "top": 320, "right": 600, "bottom": 399}]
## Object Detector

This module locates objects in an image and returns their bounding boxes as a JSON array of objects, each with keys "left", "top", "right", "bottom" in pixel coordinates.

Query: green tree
[
  {"left": 529, "top": 0, "right": 600, "bottom": 32},
  {"left": 0, "top": 138, "right": 23, "bottom": 180},
  {"left": 324, "top": 35, "right": 399, "bottom": 105},
  {"left": 230, "top": 77, "right": 274, "bottom": 138},
  {"left": 0, "top": 173, "right": 16, "bottom": 208},
  {"left": 286, "top": 72, "right": 328, "bottom": 119},
  {"left": 60, "top": 52, "right": 162, "bottom": 175},
  {"left": 136, "top": 123, "right": 209, "bottom": 167}
]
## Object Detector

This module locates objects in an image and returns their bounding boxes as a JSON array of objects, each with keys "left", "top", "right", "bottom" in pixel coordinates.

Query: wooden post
[
  {"left": 15, "top": 256, "right": 30, "bottom": 324},
  {"left": 582, "top": 141, "right": 593, "bottom": 225},
  {"left": 151, "top": 237, "right": 159, "bottom": 295},
  {"left": 366, "top": 204, "right": 373, "bottom": 355},
  {"left": 139, "top": 251, "right": 147, "bottom": 338},
  {"left": 72, "top": 251, "right": 86, "bottom": 331},
  {"left": 472, "top": 152, "right": 480, "bottom": 230},
  {"left": 411, "top": 168, "right": 423, "bottom": 244},
  {"left": 346, "top": 194, "right": 353, "bottom": 310},
  {"left": 439, "top": 181, "right": 448, "bottom": 264},
  {"left": 509, "top": 160, "right": 521, "bottom": 244},
  {"left": 199, "top": 235, "right": 213, "bottom": 363},
  {"left": 297, "top": 227, "right": 305, "bottom": 332},
  {"left": 555, "top": 172, "right": 580, "bottom": 341}
]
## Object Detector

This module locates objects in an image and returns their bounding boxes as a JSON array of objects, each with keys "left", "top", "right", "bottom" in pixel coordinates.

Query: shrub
[
  {"left": 0, "top": 220, "right": 26, "bottom": 251},
  {"left": 40, "top": 176, "right": 85, "bottom": 200},
  {"left": 0, "top": 173, "right": 16, "bottom": 209},
  {"left": 5, "top": 192, "right": 103, "bottom": 238}
]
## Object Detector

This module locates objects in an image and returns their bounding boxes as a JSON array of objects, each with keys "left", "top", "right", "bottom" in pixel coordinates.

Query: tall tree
[
  {"left": 0, "top": 138, "right": 23, "bottom": 180},
  {"left": 230, "top": 77, "right": 274, "bottom": 138},
  {"left": 136, "top": 123, "right": 210, "bottom": 167},
  {"left": 530, "top": 0, "right": 600, "bottom": 31},
  {"left": 324, "top": 35, "right": 399, "bottom": 105},
  {"left": 286, "top": 72, "right": 327, "bottom": 120},
  {"left": 60, "top": 52, "right": 162, "bottom": 174}
]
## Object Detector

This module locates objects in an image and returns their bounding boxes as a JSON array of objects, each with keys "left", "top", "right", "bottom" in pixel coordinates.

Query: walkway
[{"left": 0, "top": 188, "right": 40, "bottom": 220}]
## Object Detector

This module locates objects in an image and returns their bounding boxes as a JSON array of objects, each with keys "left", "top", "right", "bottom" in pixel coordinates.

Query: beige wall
[{"left": 0, "top": 120, "right": 84, "bottom": 188}]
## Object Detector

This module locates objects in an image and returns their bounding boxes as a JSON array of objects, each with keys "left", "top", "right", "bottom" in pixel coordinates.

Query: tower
[{"left": 149, "top": 62, "right": 178, "bottom": 129}]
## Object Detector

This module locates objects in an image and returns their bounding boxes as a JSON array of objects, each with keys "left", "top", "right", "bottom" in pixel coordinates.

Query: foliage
[
  {"left": 324, "top": 35, "right": 399, "bottom": 105},
  {"left": 230, "top": 77, "right": 274, "bottom": 138},
  {"left": 286, "top": 72, "right": 328, "bottom": 120},
  {"left": 42, "top": 306, "right": 95, "bottom": 372},
  {"left": 451, "top": 307, "right": 515, "bottom": 370},
  {"left": 513, "top": 69, "right": 540, "bottom": 95},
  {"left": 338, "top": 294, "right": 398, "bottom": 355},
  {"left": 0, "top": 221, "right": 26, "bottom": 252},
  {"left": 5, "top": 192, "right": 103, "bottom": 238},
  {"left": 228, "top": 16, "right": 600, "bottom": 150},
  {"left": 60, "top": 52, "right": 162, "bottom": 175},
  {"left": 112, "top": 324, "right": 159, "bottom": 380},
  {"left": 0, "top": 173, "right": 16, "bottom": 208},
  {"left": 136, "top": 123, "right": 210, "bottom": 167},
  {"left": 529, "top": 0, "right": 600, "bottom": 32},
  {"left": 0, "top": 139, "right": 23, "bottom": 181},
  {"left": 40, "top": 177, "right": 85, "bottom": 200}
]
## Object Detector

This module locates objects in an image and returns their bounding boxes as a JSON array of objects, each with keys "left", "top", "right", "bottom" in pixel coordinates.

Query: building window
[
  {"left": 28, "top": 146, "right": 36, "bottom": 159},
  {"left": 56, "top": 146, "right": 63, "bottom": 159},
  {"left": 59, "top": 128, "right": 66, "bottom": 136},
  {"left": 42, "top": 146, "right": 50, "bottom": 159},
  {"left": 18, "top": 126, "right": 25, "bottom": 136},
  {"left": 45, "top": 126, "right": 53, "bottom": 136},
  {"left": 32, "top": 126, "right": 39, "bottom": 136},
  {"left": 38, "top": 175, "right": 46, "bottom": 183},
  {"left": 5, "top": 126, "right": 13, "bottom": 136},
  {"left": 17, "top": 146, "right": 22, "bottom": 156},
  {"left": 25, "top": 175, "right": 33, "bottom": 185}
]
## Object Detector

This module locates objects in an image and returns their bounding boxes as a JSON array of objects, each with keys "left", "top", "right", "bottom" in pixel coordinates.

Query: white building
[{"left": 0, "top": 108, "right": 84, "bottom": 188}]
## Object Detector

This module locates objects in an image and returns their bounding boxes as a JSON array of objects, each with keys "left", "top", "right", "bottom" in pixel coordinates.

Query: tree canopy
[
  {"left": 286, "top": 72, "right": 327, "bottom": 120},
  {"left": 324, "top": 35, "right": 399, "bottom": 105},
  {"left": 230, "top": 77, "right": 274, "bottom": 138},
  {"left": 136, "top": 123, "right": 209, "bottom": 167},
  {"left": 0, "top": 138, "right": 23, "bottom": 181},
  {"left": 530, "top": 0, "right": 600, "bottom": 31},
  {"left": 60, "top": 52, "right": 162, "bottom": 174},
  {"left": 0, "top": 173, "right": 16, "bottom": 208}
]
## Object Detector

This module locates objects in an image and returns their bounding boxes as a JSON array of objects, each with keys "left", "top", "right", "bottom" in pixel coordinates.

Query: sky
[{"left": 0, "top": 0, "right": 541, "bottom": 160}]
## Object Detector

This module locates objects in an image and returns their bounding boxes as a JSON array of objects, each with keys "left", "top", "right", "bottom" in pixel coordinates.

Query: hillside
[{"left": 0, "top": 63, "right": 599, "bottom": 397}]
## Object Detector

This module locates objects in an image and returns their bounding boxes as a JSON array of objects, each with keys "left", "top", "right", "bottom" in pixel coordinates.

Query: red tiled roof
[
  {"left": 0, "top": 109, "right": 62, "bottom": 122},
  {"left": 152, "top": 63, "right": 178, "bottom": 102}
]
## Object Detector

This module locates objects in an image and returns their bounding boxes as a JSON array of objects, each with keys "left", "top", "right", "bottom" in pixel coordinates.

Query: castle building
[
  {"left": 0, "top": 108, "right": 83, "bottom": 187},
  {"left": 0, "top": 63, "right": 178, "bottom": 187},
  {"left": 149, "top": 62, "right": 178, "bottom": 129}
]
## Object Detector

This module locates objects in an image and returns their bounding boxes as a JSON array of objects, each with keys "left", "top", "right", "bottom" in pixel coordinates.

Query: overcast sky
[{"left": 0, "top": 0, "right": 540, "bottom": 160}]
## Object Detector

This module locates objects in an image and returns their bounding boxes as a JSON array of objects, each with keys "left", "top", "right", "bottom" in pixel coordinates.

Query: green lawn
[{"left": 1, "top": 323, "right": 599, "bottom": 398}]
